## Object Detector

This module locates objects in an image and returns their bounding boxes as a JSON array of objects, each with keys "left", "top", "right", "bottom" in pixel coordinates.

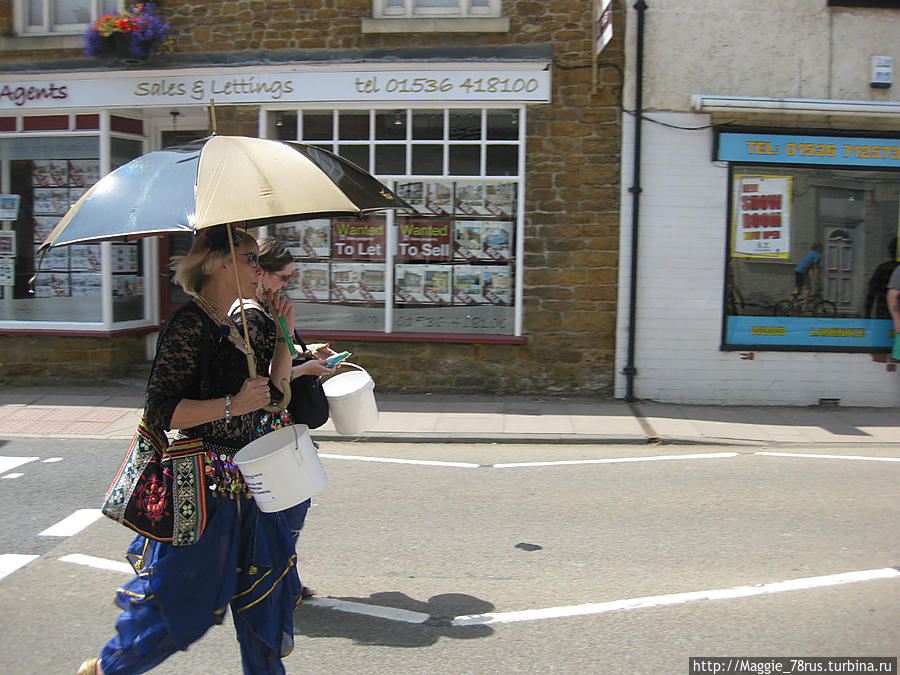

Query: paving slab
[{"left": 0, "top": 382, "right": 899, "bottom": 446}]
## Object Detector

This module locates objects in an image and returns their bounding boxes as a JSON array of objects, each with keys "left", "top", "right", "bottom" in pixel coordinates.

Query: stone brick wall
[
  {"left": 0, "top": 333, "right": 147, "bottom": 384},
  {"left": 1, "top": 0, "right": 625, "bottom": 396}
]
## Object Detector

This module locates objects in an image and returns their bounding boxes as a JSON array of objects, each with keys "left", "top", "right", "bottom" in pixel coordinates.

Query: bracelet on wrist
[{"left": 225, "top": 394, "right": 231, "bottom": 422}]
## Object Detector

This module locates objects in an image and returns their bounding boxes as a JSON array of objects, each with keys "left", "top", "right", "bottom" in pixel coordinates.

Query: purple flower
[{"left": 83, "top": 3, "right": 176, "bottom": 61}]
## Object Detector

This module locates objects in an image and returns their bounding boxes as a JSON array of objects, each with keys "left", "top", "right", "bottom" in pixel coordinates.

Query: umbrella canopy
[{"left": 39, "top": 134, "right": 409, "bottom": 251}]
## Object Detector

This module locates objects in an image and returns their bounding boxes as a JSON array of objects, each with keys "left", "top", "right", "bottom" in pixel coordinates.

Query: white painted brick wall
[{"left": 615, "top": 112, "right": 900, "bottom": 406}]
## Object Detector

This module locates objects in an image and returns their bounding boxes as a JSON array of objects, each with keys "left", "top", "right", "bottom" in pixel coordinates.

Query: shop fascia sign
[{"left": 0, "top": 63, "right": 551, "bottom": 110}]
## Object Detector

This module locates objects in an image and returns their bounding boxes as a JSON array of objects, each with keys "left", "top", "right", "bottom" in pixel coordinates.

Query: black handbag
[{"left": 289, "top": 333, "right": 330, "bottom": 429}]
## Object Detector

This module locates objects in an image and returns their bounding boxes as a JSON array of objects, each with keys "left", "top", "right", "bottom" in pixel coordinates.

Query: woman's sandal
[{"left": 77, "top": 657, "right": 100, "bottom": 674}]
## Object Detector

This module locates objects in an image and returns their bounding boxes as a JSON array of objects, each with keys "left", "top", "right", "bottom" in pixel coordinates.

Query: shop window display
[
  {"left": 0, "top": 132, "right": 145, "bottom": 324},
  {"left": 268, "top": 179, "right": 516, "bottom": 337},
  {"left": 724, "top": 164, "right": 900, "bottom": 351},
  {"left": 266, "top": 106, "right": 523, "bottom": 339}
]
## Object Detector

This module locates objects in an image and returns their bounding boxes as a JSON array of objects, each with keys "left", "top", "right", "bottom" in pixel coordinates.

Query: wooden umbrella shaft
[{"left": 225, "top": 223, "right": 258, "bottom": 378}]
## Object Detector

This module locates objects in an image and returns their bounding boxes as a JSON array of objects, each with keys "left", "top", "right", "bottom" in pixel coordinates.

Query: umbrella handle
[{"left": 262, "top": 377, "right": 291, "bottom": 413}]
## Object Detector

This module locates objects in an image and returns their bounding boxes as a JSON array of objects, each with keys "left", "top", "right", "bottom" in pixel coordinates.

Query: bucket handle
[
  {"left": 320, "top": 362, "right": 367, "bottom": 381},
  {"left": 285, "top": 422, "right": 304, "bottom": 463}
]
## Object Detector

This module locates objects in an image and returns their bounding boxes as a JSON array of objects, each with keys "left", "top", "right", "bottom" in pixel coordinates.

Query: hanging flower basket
[{"left": 83, "top": 3, "right": 175, "bottom": 65}]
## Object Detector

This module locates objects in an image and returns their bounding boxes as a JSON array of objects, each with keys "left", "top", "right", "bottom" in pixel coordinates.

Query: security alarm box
[{"left": 871, "top": 55, "right": 892, "bottom": 88}]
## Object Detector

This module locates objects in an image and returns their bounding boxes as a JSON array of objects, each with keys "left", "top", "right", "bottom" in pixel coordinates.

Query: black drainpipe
[{"left": 624, "top": 0, "right": 647, "bottom": 402}]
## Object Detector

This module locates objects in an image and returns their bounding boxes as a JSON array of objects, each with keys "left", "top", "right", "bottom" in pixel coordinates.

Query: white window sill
[
  {"left": 0, "top": 34, "right": 84, "bottom": 52},
  {"left": 362, "top": 17, "right": 510, "bottom": 33}
]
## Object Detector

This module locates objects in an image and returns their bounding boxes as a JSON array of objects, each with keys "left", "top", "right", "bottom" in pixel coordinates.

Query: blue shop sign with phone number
[{"left": 718, "top": 132, "right": 900, "bottom": 169}]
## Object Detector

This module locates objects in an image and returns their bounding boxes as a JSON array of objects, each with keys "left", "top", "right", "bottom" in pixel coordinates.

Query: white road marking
[
  {"left": 42, "top": 457, "right": 64, "bottom": 463},
  {"left": 492, "top": 452, "right": 739, "bottom": 469},
  {"left": 59, "top": 554, "right": 133, "bottom": 575},
  {"left": 55, "top": 556, "right": 899, "bottom": 628},
  {"left": 0, "top": 456, "right": 39, "bottom": 475},
  {"left": 304, "top": 597, "right": 431, "bottom": 624},
  {"left": 39, "top": 509, "right": 103, "bottom": 537},
  {"left": 2, "top": 473, "right": 24, "bottom": 479},
  {"left": 451, "top": 568, "right": 900, "bottom": 626},
  {"left": 757, "top": 451, "right": 900, "bottom": 463},
  {"left": 319, "top": 453, "right": 480, "bottom": 468},
  {"left": 0, "top": 554, "right": 38, "bottom": 582}
]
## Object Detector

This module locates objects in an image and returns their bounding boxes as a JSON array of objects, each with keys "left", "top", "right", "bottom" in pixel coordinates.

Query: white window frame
[
  {"left": 16, "top": 0, "right": 119, "bottom": 36},
  {"left": 260, "top": 104, "right": 525, "bottom": 338},
  {"left": 373, "top": 0, "right": 501, "bottom": 19}
]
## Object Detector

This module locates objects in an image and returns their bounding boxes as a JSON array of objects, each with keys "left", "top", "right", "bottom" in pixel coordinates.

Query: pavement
[{"left": 0, "top": 378, "right": 899, "bottom": 446}]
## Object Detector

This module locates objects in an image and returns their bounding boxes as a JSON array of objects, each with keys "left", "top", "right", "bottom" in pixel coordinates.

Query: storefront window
[
  {"left": 0, "top": 120, "right": 146, "bottom": 326},
  {"left": 374, "top": 0, "right": 501, "bottom": 18},
  {"left": 719, "top": 129, "right": 900, "bottom": 351},
  {"left": 265, "top": 106, "right": 523, "bottom": 338},
  {"left": 392, "top": 180, "right": 515, "bottom": 335},
  {"left": 1, "top": 135, "right": 103, "bottom": 321}
]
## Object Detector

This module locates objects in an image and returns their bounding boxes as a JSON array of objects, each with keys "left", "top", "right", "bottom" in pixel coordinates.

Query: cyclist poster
[{"left": 731, "top": 175, "right": 791, "bottom": 259}]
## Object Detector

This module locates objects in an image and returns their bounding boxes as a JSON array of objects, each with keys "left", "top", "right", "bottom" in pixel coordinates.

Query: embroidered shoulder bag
[{"left": 100, "top": 305, "right": 212, "bottom": 546}]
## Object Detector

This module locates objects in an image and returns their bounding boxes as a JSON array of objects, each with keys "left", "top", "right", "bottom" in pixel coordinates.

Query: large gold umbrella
[{"left": 38, "top": 134, "right": 410, "bottom": 409}]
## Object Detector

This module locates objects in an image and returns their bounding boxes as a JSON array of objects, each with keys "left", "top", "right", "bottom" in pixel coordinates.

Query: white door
[{"left": 823, "top": 227, "right": 855, "bottom": 312}]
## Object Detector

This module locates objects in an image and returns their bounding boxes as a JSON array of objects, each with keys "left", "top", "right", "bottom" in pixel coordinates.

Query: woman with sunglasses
[
  {"left": 230, "top": 236, "right": 338, "bottom": 600},
  {"left": 80, "top": 225, "right": 306, "bottom": 675}
]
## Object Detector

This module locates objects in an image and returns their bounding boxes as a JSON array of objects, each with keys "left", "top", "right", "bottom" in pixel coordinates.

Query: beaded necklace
[{"left": 193, "top": 295, "right": 249, "bottom": 355}]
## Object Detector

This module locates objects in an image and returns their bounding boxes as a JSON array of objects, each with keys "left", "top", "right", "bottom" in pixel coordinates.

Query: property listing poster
[
  {"left": 30, "top": 159, "right": 101, "bottom": 297},
  {"left": 424, "top": 182, "right": 453, "bottom": 216},
  {"left": 71, "top": 273, "right": 101, "bottom": 296},
  {"left": 455, "top": 182, "right": 488, "bottom": 216},
  {"left": 34, "top": 244, "right": 68, "bottom": 271},
  {"left": 455, "top": 182, "right": 516, "bottom": 218},
  {"left": 396, "top": 219, "right": 452, "bottom": 262},
  {"left": 331, "top": 262, "right": 385, "bottom": 303},
  {"left": 33, "top": 272, "right": 69, "bottom": 297},
  {"left": 68, "top": 159, "right": 100, "bottom": 188},
  {"left": 454, "top": 221, "right": 513, "bottom": 262},
  {"left": 294, "top": 220, "right": 331, "bottom": 259},
  {"left": 484, "top": 183, "right": 516, "bottom": 218},
  {"left": 112, "top": 244, "right": 138, "bottom": 273},
  {"left": 291, "top": 262, "right": 329, "bottom": 302},
  {"left": 453, "top": 264, "right": 512, "bottom": 305},
  {"left": 32, "top": 187, "right": 69, "bottom": 215},
  {"left": 396, "top": 181, "right": 516, "bottom": 218},
  {"left": 32, "top": 217, "right": 58, "bottom": 243},
  {"left": 394, "top": 181, "right": 454, "bottom": 215},
  {"left": 395, "top": 182, "right": 426, "bottom": 214},
  {"left": 113, "top": 276, "right": 142, "bottom": 297},
  {"left": 331, "top": 219, "right": 386, "bottom": 260},
  {"left": 731, "top": 175, "right": 792, "bottom": 259},
  {"left": 70, "top": 245, "right": 101, "bottom": 272},
  {"left": 0, "top": 231, "right": 14, "bottom": 256},
  {"left": 395, "top": 264, "right": 452, "bottom": 304}
]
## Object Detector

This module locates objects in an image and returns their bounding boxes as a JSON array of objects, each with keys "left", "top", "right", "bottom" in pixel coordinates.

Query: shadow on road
[{"left": 294, "top": 591, "right": 495, "bottom": 647}]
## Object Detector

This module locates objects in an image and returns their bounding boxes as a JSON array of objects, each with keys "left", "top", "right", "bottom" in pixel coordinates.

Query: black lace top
[
  {"left": 230, "top": 301, "right": 276, "bottom": 373},
  {"left": 144, "top": 302, "right": 273, "bottom": 443}
]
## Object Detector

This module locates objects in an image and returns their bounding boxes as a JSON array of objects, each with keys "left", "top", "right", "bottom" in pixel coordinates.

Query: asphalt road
[{"left": 0, "top": 438, "right": 897, "bottom": 674}]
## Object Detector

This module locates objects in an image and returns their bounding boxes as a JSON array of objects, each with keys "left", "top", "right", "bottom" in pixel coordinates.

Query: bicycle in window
[{"left": 773, "top": 288, "right": 837, "bottom": 317}]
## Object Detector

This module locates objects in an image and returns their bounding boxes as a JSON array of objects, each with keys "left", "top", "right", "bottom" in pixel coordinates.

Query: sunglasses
[
  {"left": 235, "top": 252, "right": 259, "bottom": 268},
  {"left": 273, "top": 272, "right": 294, "bottom": 285}
]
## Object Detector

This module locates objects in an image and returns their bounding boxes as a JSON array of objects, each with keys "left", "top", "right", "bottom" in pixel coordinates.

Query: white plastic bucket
[
  {"left": 321, "top": 363, "right": 378, "bottom": 435},
  {"left": 233, "top": 424, "right": 327, "bottom": 513}
]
